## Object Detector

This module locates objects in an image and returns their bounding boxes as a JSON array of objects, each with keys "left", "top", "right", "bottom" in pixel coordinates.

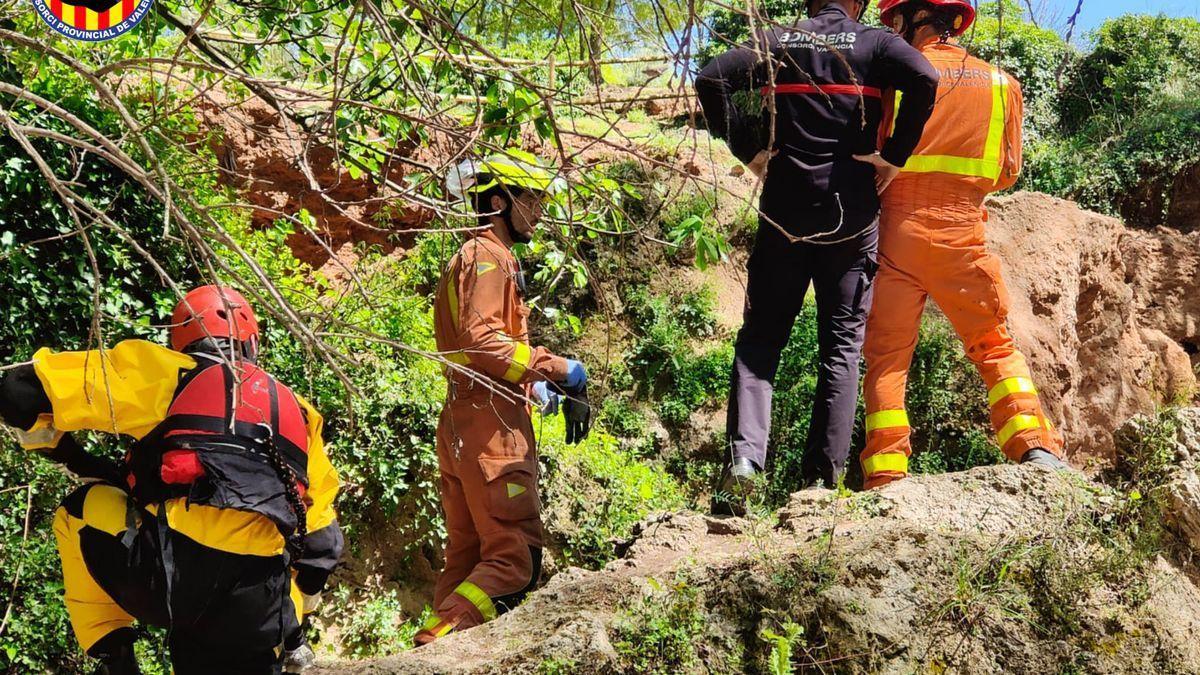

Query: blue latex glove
[
  {"left": 562, "top": 359, "right": 587, "bottom": 392},
  {"left": 532, "top": 380, "right": 561, "bottom": 416}
]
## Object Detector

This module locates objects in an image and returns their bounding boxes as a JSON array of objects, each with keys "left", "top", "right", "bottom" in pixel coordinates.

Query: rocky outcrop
[
  {"left": 1117, "top": 408, "right": 1200, "bottom": 551},
  {"left": 986, "top": 192, "right": 1199, "bottom": 466},
  {"left": 314, "top": 464, "right": 1200, "bottom": 674}
]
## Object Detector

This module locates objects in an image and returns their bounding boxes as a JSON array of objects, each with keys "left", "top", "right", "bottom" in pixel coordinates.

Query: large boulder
[{"left": 986, "top": 192, "right": 1198, "bottom": 466}]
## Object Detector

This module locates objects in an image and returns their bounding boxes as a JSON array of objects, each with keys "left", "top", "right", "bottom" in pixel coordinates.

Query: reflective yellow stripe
[
  {"left": 862, "top": 452, "right": 908, "bottom": 477},
  {"left": 890, "top": 90, "right": 902, "bottom": 136},
  {"left": 902, "top": 154, "right": 1003, "bottom": 180},
  {"left": 997, "top": 414, "right": 1041, "bottom": 448},
  {"left": 900, "top": 68, "right": 1009, "bottom": 182},
  {"left": 454, "top": 581, "right": 497, "bottom": 622},
  {"left": 85, "top": 8, "right": 99, "bottom": 30},
  {"left": 866, "top": 409, "right": 910, "bottom": 433},
  {"left": 502, "top": 341, "right": 531, "bottom": 384},
  {"left": 446, "top": 277, "right": 460, "bottom": 329},
  {"left": 446, "top": 352, "right": 470, "bottom": 366},
  {"left": 62, "top": 4, "right": 74, "bottom": 25},
  {"left": 987, "top": 377, "right": 1037, "bottom": 407}
]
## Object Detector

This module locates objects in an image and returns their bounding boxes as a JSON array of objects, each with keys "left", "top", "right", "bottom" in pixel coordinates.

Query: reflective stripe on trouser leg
[
  {"left": 862, "top": 409, "right": 911, "bottom": 486},
  {"left": 987, "top": 376, "right": 1037, "bottom": 407},
  {"left": 52, "top": 486, "right": 136, "bottom": 653},
  {"left": 865, "top": 409, "right": 910, "bottom": 434},
  {"left": 862, "top": 451, "right": 909, "bottom": 478},
  {"left": 453, "top": 581, "right": 498, "bottom": 622},
  {"left": 987, "top": 375, "right": 1062, "bottom": 460},
  {"left": 996, "top": 413, "right": 1043, "bottom": 455}
]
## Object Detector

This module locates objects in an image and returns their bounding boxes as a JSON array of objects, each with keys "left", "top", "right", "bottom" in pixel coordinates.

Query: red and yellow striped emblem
[{"left": 47, "top": 0, "right": 137, "bottom": 31}]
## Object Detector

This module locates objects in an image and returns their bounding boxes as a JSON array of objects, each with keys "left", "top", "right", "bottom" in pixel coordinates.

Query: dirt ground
[{"left": 313, "top": 462, "right": 1200, "bottom": 674}]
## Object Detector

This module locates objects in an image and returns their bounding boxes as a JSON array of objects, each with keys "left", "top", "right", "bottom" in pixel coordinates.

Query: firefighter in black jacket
[
  {"left": 0, "top": 286, "right": 343, "bottom": 674},
  {"left": 696, "top": 0, "right": 939, "bottom": 507}
]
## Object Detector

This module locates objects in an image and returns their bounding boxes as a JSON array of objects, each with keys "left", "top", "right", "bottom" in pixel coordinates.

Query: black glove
[
  {"left": 0, "top": 363, "right": 52, "bottom": 431},
  {"left": 44, "top": 435, "right": 125, "bottom": 485},
  {"left": 562, "top": 382, "right": 591, "bottom": 445}
]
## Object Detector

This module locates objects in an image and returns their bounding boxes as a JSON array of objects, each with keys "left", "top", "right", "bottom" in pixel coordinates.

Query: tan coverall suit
[{"left": 426, "top": 229, "right": 568, "bottom": 636}]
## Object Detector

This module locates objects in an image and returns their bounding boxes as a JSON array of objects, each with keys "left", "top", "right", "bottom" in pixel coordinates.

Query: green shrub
[
  {"left": 538, "top": 415, "right": 686, "bottom": 568},
  {"left": 623, "top": 284, "right": 729, "bottom": 431},
  {"left": 330, "top": 587, "right": 422, "bottom": 658},
  {"left": 599, "top": 396, "right": 649, "bottom": 441},
  {"left": 1022, "top": 14, "right": 1200, "bottom": 225}
]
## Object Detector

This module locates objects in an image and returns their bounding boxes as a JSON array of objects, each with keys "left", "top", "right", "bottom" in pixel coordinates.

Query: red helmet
[
  {"left": 170, "top": 285, "right": 260, "bottom": 354},
  {"left": 879, "top": 0, "right": 976, "bottom": 37}
]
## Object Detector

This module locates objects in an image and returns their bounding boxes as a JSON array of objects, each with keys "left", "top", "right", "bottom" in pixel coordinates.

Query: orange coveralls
[
  {"left": 426, "top": 229, "right": 568, "bottom": 636},
  {"left": 859, "top": 41, "right": 1063, "bottom": 489}
]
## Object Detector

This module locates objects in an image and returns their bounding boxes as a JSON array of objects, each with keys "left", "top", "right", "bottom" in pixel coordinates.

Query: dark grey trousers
[{"left": 726, "top": 221, "right": 879, "bottom": 487}]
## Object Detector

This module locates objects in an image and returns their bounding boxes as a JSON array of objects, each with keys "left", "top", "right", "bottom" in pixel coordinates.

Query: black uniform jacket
[{"left": 696, "top": 5, "right": 939, "bottom": 240}]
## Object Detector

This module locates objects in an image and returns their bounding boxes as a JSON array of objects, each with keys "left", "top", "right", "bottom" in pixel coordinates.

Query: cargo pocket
[
  {"left": 972, "top": 254, "right": 1009, "bottom": 321},
  {"left": 479, "top": 458, "right": 539, "bottom": 522}
]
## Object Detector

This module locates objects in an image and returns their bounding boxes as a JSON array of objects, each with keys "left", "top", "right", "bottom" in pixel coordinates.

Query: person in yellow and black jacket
[{"left": 0, "top": 286, "right": 343, "bottom": 675}]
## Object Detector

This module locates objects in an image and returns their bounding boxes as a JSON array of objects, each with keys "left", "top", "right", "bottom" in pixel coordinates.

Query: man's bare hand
[
  {"left": 853, "top": 152, "right": 901, "bottom": 194},
  {"left": 746, "top": 149, "right": 777, "bottom": 178}
]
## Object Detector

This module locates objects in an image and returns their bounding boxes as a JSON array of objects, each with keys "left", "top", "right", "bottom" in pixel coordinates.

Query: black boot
[
  {"left": 89, "top": 628, "right": 140, "bottom": 675},
  {"left": 1020, "top": 448, "right": 1068, "bottom": 470},
  {"left": 711, "top": 457, "right": 758, "bottom": 516}
]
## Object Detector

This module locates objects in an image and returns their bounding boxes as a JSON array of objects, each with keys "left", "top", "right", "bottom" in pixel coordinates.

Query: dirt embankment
[
  {"left": 314, "top": 460, "right": 1200, "bottom": 674},
  {"left": 985, "top": 192, "right": 1200, "bottom": 466},
  {"left": 193, "top": 94, "right": 433, "bottom": 273}
]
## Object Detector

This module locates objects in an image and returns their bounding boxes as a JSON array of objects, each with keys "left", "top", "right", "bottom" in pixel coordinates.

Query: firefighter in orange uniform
[
  {"left": 857, "top": 0, "right": 1068, "bottom": 488},
  {"left": 0, "top": 286, "right": 343, "bottom": 674},
  {"left": 417, "top": 150, "right": 590, "bottom": 644}
]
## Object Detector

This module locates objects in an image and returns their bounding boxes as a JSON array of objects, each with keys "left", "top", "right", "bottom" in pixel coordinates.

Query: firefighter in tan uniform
[
  {"left": 417, "top": 150, "right": 590, "bottom": 644},
  {"left": 0, "top": 286, "right": 343, "bottom": 674},
  {"left": 858, "top": 0, "right": 1067, "bottom": 488}
]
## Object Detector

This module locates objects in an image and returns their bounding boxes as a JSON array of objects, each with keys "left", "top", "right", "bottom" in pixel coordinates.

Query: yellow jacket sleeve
[
  {"left": 296, "top": 394, "right": 340, "bottom": 532},
  {"left": 31, "top": 340, "right": 196, "bottom": 442}
]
